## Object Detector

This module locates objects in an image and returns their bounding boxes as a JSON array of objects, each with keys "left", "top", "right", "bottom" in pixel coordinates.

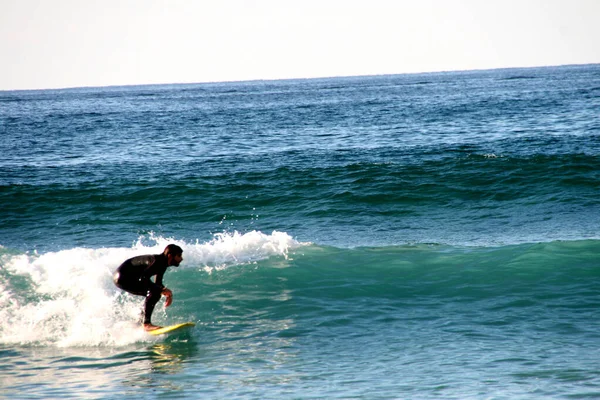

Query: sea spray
[{"left": 0, "top": 231, "right": 303, "bottom": 346}]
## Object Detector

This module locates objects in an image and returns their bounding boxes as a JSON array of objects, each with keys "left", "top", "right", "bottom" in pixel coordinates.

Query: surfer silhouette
[{"left": 113, "top": 244, "right": 183, "bottom": 331}]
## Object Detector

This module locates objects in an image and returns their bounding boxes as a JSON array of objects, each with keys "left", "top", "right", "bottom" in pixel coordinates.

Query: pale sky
[{"left": 1, "top": 0, "right": 599, "bottom": 90}]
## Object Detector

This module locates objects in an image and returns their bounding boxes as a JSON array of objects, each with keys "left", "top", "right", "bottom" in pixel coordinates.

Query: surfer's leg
[
  {"left": 142, "top": 286, "right": 162, "bottom": 325},
  {"left": 114, "top": 273, "right": 158, "bottom": 326},
  {"left": 113, "top": 272, "right": 147, "bottom": 296}
]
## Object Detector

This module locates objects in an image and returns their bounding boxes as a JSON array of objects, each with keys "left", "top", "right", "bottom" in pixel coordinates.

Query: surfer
[{"left": 113, "top": 244, "right": 183, "bottom": 331}]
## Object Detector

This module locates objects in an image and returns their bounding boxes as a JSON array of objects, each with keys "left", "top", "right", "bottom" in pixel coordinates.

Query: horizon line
[{"left": 2, "top": 62, "right": 598, "bottom": 93}]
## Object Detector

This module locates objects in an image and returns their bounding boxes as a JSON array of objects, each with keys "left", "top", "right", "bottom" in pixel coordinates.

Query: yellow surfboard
[{"left": 147, "top": 322, "right": 195, "bottom": 336}]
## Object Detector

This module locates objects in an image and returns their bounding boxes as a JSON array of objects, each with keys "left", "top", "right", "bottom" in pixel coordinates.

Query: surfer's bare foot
[{"left": 143, "top": 323, "right": 162, "bottom": 331}]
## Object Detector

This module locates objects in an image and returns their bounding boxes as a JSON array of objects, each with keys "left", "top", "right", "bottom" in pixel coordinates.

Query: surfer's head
[{"left": 164, "top": 244, "right": 183, "bottom": 267}]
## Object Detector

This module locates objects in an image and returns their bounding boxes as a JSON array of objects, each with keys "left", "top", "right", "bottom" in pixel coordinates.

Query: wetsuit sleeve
[
  {"left": 137, "top": 256, "right": 164, "bottom": 292},
  {"left": 154, "top": 270, "right": 166, "bottom": 290}
]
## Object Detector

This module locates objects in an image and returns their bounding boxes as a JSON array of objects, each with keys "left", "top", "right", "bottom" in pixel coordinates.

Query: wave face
[
  {"left": 0, "top": 231, "right": 300, "bottom": 346},
  {"left": 2, "top": 236, "right": 600, "bottom": 397},
  {"left": 1, "top": 64, "right": 600, "bottom": 398}
]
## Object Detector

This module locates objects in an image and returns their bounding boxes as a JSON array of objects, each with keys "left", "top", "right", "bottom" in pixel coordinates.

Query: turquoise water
[{"left": 1, "top": 64, "right": 600, "bottom": 399}]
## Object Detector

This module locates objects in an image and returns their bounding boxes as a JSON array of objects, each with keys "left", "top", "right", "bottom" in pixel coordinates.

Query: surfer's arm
[
  {"left": 154, "top": 270, "right": 173, "bottom": 306},
  {"left": 134, "top": 257, "right": 165, "bottom": 295},
  {"left": 162, "top": 287, "right": 173, "bottom": 307}
]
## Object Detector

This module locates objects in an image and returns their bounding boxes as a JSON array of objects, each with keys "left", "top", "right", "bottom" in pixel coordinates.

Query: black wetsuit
[{"left": 113, "top": 253, "right": 169, "bottom": 325}]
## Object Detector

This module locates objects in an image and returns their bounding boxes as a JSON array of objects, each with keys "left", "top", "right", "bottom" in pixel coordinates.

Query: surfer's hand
[{"left": 162, "top": 288, "right": 173, "bottom": 307}]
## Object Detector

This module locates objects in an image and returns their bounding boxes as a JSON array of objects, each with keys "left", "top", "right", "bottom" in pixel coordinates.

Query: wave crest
[{"left": 0, "top": 230, "right": 303, "bottom": 346}]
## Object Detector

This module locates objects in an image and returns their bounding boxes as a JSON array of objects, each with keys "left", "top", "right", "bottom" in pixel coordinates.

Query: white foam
[
  {"left": 0, "top": 230, "right": 303, "bottom": 347},
  {"left": 187, "top": 230, "right": 303, "bottom": 273}
]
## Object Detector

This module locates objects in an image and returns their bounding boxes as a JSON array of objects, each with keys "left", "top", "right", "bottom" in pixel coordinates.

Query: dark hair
[{"left": 164, "top": 244, "right": 183, "bottom": 256}]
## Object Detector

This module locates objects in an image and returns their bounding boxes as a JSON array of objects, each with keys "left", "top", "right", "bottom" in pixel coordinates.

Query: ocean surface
[{"left": 1, "top": 64, "right": 599, "bottom": 399}]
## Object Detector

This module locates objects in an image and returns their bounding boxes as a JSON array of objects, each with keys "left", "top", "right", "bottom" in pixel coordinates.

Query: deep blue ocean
[{"left": 1, "top": 64, "right": 600, "bottom": 399}]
